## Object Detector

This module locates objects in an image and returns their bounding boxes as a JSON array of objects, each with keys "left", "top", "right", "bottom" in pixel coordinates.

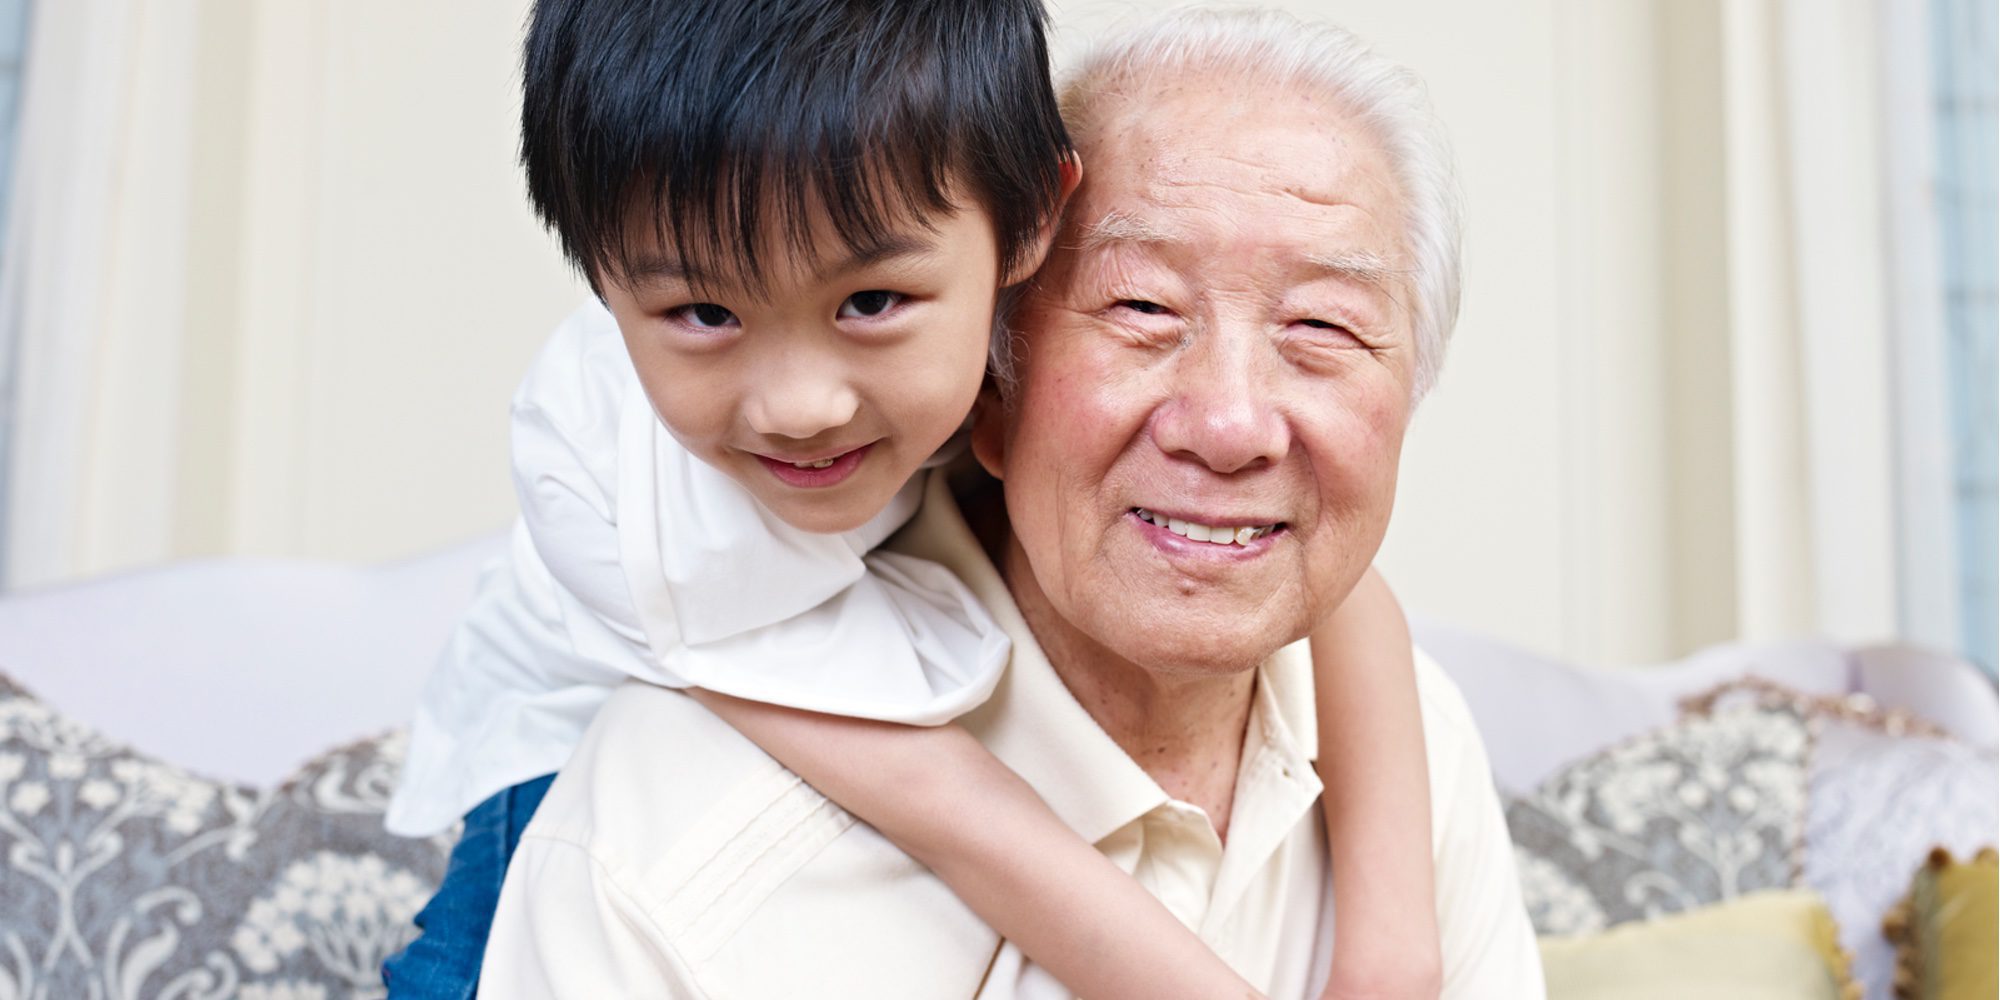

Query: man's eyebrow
[
  {"left": 1073, "top": 213, "right": 1406, "bottom": 287},
  {"left": 1070, "top": 210, "right": 1181, "bottom": 251},
  {"left": 1304, "top": 248, "right": 1407, "bottom": 290}
]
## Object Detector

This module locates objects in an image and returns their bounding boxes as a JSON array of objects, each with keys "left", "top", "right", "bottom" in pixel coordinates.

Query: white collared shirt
[
  {"left": 480, "top": 471, "right": 1546, "bottom": 999},
  {"left": 386, "top": 300, "right": 1009, "bottom": 836}
]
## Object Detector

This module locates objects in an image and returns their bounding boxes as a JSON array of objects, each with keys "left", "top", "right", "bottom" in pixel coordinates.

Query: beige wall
[{"left": 11, "top": 0, "right": 1783, "bottom": 665}]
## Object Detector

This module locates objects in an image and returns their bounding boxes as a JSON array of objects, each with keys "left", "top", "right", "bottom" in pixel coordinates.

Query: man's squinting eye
[
  {"left": 669, "top": 303, "right": 738, "bottom": 329},
  {"left": 838, "top": 290, "right": 903, "bottom": 319},
  {"left": 1301, "top": 318, "right": 1358, "bottom": 336},
  {"left": 1116, "top": 299, "right": 1172, "bottom": 316},
  {"left": 1295, "top": 317, "right": 1368, "bottom": 347}
]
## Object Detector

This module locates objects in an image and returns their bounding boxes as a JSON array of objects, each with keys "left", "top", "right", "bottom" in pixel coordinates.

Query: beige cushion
[
  {"left": 1539, "top": 888, "right": 1858, "bottom": 1000},
  {"left": 1884, "top": 846, "right": 1998, "bottom": 1000}
]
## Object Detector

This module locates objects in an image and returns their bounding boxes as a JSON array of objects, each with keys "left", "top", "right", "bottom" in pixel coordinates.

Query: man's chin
[{"left": 1091, "top": 613, "right": 1304, "bottom": 679}]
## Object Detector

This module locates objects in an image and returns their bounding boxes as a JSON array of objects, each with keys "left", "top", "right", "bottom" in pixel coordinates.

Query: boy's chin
[{"left": 759, "top": 483, "right": 897, "bottom": 537}]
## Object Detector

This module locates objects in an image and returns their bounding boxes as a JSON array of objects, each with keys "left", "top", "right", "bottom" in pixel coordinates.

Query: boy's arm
[
  {"left": 1311, "top": 567, "right": 1442, "bottom": 1000},
  {"left": 689, "top": 689, "right": 1263, "bottom": 1000}
]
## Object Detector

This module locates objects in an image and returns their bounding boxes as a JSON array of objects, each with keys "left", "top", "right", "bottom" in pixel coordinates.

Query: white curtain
[
  {"left": 1711, "top": 0, "right": 1906, "bottom": 645},
  {"left": 0, "top": 0, "right": 198, "bottom": 589}
]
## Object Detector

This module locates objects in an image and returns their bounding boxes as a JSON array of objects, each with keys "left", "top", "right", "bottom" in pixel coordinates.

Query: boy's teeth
[
  {"left": 791, "top": 458, "right": 836, "bottom": 469},
  {"left": 1132, "top": 508, "right": 1274, "bottom": 546}
]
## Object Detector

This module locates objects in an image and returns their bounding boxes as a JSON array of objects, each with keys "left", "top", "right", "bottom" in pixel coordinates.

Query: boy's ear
[
  {"left": 969, "top": 384, "right": 1008, "bottom": 481},
  {"left": 1000, "top": 154, "right": 1083, "bottom": 287}
]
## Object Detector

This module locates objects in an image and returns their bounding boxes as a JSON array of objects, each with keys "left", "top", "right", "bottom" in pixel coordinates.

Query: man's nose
[
  {"left": 743, "top": 358, "right": 860, "bottom": 440},
  {"left": 1151, "top": 326, "right": 1290, "bottom": 474}
]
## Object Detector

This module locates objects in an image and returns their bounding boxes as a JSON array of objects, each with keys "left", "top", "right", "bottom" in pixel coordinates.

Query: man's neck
[{"left": 997, "top": 535, "right": 1258, "bottom": 842}]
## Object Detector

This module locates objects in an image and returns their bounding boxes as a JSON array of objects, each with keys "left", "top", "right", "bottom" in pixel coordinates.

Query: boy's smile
[
  {"left": 754, "top": 442, "right": 875, "bottom": 489},
  {"left": 598, "top": 198, "right": 1013, "bottom": 535}
]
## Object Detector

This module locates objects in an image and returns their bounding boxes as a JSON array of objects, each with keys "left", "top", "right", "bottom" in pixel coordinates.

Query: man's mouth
[{"left": 1132, "top": 508, "right": 1284, "bottom": 546}]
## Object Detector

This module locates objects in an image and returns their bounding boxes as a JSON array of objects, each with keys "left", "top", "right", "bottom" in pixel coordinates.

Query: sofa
[{"left": 0, "top": 535, "right": 1992, "bottom": 998}]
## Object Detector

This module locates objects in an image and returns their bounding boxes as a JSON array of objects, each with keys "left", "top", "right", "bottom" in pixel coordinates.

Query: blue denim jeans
[{"left": 382, "top": 774, "right": 555, "bottom": 999}]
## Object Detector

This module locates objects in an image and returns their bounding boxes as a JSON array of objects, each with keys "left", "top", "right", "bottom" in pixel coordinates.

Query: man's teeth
[
  {"left": 790, "top": 458, "right": 837, "bottom": 469},
  {"left": 1133, "top": 508, "right": 1276, "bottom": 546}
]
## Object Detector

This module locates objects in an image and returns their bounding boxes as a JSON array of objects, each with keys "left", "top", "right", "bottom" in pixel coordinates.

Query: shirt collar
[{"left": 888, "top": 467, "right": 1322, "bottom": 849}]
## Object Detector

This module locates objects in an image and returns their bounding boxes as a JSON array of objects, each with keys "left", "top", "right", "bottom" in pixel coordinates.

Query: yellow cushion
[
  {"left": 1539, "top": 889, "right": 1857, "bottom": 1000},
  {"left": 1884, "top": 846, "right": 1998, "bottom": 1000}
]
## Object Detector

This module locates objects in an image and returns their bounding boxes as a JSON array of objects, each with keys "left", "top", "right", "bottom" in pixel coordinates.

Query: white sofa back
[
  {"left": 0, "top": 535, "right": 1990, "bottom": 790},
  {"left": 0, "top": 537, "right": 504, "bottom": 785}
]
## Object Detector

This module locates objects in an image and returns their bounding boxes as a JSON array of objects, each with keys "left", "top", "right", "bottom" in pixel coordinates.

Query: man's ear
[
  {"left": 969, "top": 384, "right": 1008, "bottom": 481},
  {"left": 1000, "top": 153, "right": 1083, "bottom": 287}
]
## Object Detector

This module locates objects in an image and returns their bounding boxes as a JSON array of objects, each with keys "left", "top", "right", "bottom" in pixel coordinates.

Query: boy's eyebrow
[
  {"left": 813, "top": 232, "right": 939, "bottom": 279},
  {"left": 620, "top": 254, "right": 709, "bottom": 286},
  {"left": 618, "top": 232, "right": 939, "bottom": 289}
]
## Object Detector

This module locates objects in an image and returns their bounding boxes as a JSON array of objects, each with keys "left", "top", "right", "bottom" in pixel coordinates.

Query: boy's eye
[
  {"left": 838, "top": 290, "right": 903, "bottom": 319},
  {"left": 669, "top": 303, "right": 738, "bottom": 329}
]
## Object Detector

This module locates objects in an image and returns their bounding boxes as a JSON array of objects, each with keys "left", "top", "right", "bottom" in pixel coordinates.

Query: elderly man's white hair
[{"left": 995, "top": 6, "right": 1463, "bottom": 403}]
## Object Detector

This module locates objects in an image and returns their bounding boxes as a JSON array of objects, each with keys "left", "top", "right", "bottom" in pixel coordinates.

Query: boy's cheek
[{"left": 638, "top": 365, "right": 736, "bottom": 449}]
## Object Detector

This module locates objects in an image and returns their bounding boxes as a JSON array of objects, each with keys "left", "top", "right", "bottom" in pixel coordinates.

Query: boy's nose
[{"left": 744, "top": 375, "right": 860, "bottom": 440}]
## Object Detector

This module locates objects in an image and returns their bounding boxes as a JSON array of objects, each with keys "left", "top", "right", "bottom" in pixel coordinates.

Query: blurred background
[{"left": 0, "top": 0, "right": 1991, "bottom": 676}]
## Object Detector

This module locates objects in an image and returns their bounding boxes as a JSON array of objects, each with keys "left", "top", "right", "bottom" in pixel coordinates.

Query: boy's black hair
[{"left": 522, "top": 0, "right": 1073, "bottom": 294}]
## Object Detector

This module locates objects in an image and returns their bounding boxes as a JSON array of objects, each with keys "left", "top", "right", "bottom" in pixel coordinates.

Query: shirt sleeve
[
  {"left": 480, "top": 833, "right": 711, "bottom": 1000},
  {"left": 1421, "top": 657, "right": 1548, "bottom": 999},
  {"left": 509, "top": 300, "right": 652, "bottom": 646}
]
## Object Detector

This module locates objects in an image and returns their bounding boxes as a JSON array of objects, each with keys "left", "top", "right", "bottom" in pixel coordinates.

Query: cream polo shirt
[{"left": 480, "top": 471, "right": 1545, "bottom": 999}]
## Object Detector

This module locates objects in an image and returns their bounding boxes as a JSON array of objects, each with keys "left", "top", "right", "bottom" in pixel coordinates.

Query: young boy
[{"left": 384, "top": 1, "right": 1441, "bottom": 997}]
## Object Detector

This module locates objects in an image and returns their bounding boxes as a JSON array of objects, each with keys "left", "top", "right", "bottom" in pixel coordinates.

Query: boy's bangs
[
  {"left": 610, "top": 136, "right": 960, "bottom": 297},
  {"left": 523, "top": 0, "right": 1072, "bottom": 296}
]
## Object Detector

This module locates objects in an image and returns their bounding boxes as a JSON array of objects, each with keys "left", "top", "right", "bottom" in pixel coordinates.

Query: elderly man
[{"left": 480, "top": 8, "right": 1541, "bottom": 997}]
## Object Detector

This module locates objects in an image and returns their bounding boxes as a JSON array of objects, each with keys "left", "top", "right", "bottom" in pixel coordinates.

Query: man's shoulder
[
  {"left": 1405, "top": 648, "right": 1547, "bottom": 995},
  {"left": 1411, "top": 646, "right": 1481, "bottom": 747},
  {"left": 513, "top": 682, "right": 1000, "bottom": 995},
  {"left": 1408, "top": 647, "right": 1498, "bottom": 845},
  {"left": 523, "top": 681, "right": 834, "bottom": 898}
]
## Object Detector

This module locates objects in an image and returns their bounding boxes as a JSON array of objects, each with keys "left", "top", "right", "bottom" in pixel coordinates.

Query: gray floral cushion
[
  {"left": 1507, "top": 695, "right": 1812, "bottom": 936},
  {"left": 0, "top": 672, "right": 451, "bottom": 999}
]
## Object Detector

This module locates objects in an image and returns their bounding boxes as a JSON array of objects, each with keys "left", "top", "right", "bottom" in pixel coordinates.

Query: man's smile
[
  {"left": 1131, "top": 507, "right": 1284, "bottom": 547},
  {"left": 1126, "top": 508, "right": 1289, "bottom": 563}
]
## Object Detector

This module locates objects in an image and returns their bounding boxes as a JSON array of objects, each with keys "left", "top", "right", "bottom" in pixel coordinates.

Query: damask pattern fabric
[
  {"left": 0, "top": 673, "right": 450, "bottom": 999},
  {"left": 1506, "top": 697, "right": 1813, "bottom": 936}
]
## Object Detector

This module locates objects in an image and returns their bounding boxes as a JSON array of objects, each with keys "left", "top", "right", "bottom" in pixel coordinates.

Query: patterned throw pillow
[
  {"left": 1506, "top": 695, "right": 1813, "bottom": 936},
  {"left": 1797, "top": 705, "right": 1996, "bottom": 999},
  {"left": 0, "top": 672, "right": 451, "bottom": 999}
]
